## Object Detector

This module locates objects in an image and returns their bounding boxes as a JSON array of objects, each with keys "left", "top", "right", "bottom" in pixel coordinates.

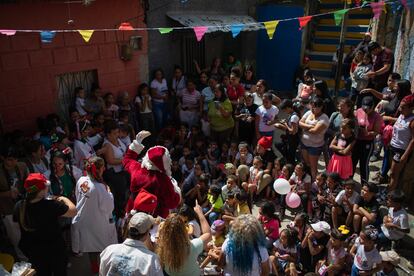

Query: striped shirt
[{"left": 177, "top": 89, "right": 201, "bottom": 109}]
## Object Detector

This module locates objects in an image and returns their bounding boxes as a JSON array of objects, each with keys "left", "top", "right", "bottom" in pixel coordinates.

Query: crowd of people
[{"left": 0, "top": 44, "right": 413, "bottom": 276}]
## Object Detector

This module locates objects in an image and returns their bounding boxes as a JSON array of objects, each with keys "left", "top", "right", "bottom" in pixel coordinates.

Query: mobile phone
[{"left": 214, "top": 101, "right": 220, "bottom": 108}]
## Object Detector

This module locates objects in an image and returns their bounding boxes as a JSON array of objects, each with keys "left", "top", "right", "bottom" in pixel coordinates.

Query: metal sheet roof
[{"left": 166, "top": 12, "right": 261, "bottom": 33}]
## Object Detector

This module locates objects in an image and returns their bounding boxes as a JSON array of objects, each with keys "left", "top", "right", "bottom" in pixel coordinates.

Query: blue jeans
[
  {"left": 351, "top": 264, "right": 361, "bottom": 276},
  {"left": 378, "top": 231, "right": 392, "bottom": 249},
  {"left": 152, "top": 101, "right": 167, "bottom": 130},
  {"left": 381, "top": 146, "right": 390, "bottom": 177},
  {"left": 208, "top": 212, "right": 220, "bottom": 225}
]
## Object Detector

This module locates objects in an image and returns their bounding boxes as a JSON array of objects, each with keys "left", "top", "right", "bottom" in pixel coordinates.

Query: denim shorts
[{"left": 301, "top": 142, "right": 323, "bottom": 156}]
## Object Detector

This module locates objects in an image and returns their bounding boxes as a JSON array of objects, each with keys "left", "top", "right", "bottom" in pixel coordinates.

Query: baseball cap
[
  {"left": 133, "top": 190, "right": 158, "bottom": 214},
  {"left": 258, "top": 136, "right": 272, "bottom": 150},
  {"left": 24, "top": 173, "right": 50, "bottom": 193},
  {"left": 128, "top": 212, "right": 155, "bottom": 234},
  {"left": 380, "top": 250, "right": 400, "bottom": 266},
  {"left": 362, "top": 96, "right": 374, "bottom": 109},
  {"left": 211, "top": 220, "right": 225, "bottom": 234},
  {"left": 311, "top": 221, "right": 331, "bottom": 234}
]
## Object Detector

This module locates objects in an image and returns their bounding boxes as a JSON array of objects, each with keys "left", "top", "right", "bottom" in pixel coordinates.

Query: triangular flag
[
  {"left": 370, "top": 1, "right": 385, "bottom": 19},
  {"left": 230, "top": 24, "right": 244, "bottom": 38},
  {"left": 263, "top": 20, "right": 279, "bottom": 39},
  {"left": 78, "top": 30, "right": 94, "bottom": 42},
  {"left": 40, "top": 31, "right": 56, "bottom": 43},
  {"left": 333, "top": 9, "right": 349, "bottom": 26},
  {"left": 401, "top": 0, "right": 407, "bottom": 9},
  {"left": 159, "top": 28, "right": 173, "bottom": 34},
  {"left": 390, "top": 1, "right": 402, "bottom": 13},
  {"left": 193, "top": 26, "right": 208, "bottom": 42},
  {"left": 403, "top": 0, "right": 414, "bottom": 9},
  {"left": 0, "top": 30, "right": 16, "bottom": 36},
  {"left": 119, "top": 22, "right": 134, "bottom": 30},
  {"left": 298, "top": 16, "right": 312, "bottom": 30}
]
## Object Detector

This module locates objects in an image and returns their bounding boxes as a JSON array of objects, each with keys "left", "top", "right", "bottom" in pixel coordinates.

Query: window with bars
[
  {"left": 55, "top": 70, "right": 98, "bottom": 121},
  {"left": 181, "top": 33, "right": 205, "bottom": 76}
]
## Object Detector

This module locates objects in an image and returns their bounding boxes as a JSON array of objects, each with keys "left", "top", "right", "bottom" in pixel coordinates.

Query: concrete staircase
[{"left": 308, "top": 0, "right": 372, "bottom": 90}]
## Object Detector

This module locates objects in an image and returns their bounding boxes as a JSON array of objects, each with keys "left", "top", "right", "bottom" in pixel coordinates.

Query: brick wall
[{"left": 0, "top": 0, "right": 148, "bottom": 133}]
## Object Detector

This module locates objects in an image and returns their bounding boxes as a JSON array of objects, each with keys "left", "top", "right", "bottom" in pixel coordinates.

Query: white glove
[
  {"left": 129, "top": 131, "right": 151, "bottom": 154},
  {"left": 171, "top": 177, "right": 182, "bottom": 199}
]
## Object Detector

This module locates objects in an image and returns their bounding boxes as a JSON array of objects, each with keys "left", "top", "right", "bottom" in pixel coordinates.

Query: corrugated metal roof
[{"left": 166, "top": 12, "right": 261, "bottom": 33}]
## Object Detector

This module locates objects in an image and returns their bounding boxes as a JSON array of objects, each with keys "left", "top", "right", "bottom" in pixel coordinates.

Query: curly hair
[
  {"left": 157, "top": 214, "right": 190, "bottom": 272},
  {"left": 225, "top": 214, "right": 266, "bottom": 276}
]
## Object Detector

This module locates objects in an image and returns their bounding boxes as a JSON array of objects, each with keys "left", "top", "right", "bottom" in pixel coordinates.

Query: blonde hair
[{"left": 157, "top": 214, "right": 190, "bottom": 272}]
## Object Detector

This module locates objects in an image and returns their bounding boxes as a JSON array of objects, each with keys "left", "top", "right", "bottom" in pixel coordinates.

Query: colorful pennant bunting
[
  {"left": 333, "top": 9, "right": 349, "bottom": 26},
  {"left": 0, "top": 30, "right": 16, "bottom": 36},
  {"left": 230, "top": 24, "right": 244, "bottom": 38},
  {"left": 401, "top": 0, "right": 414, "bottom": 9},
  {"left": 40, "top": 31, "right": 56, "bottom": 43},
  {"left": 119, "top": 22, "right": 134, "bottom": 31},
  {"left": 370, "top": 1, "right": 385, "bottom": 19},
  {"left": 159, "top": 28, "right": 173, "bottom": 34},
  {"left": 193, "top": 26, "right": 208, "bottom": 41},
  {"left": 78, "top": 30, "right": 94, "bottom": 42},
  {"left": 298, "top": 16, "right": 312, "bottom": 30},
  {"left": 263, "top": 20, "right": 279, "bottom": 39}
]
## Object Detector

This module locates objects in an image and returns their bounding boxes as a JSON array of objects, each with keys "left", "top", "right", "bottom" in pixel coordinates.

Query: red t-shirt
[
  {"left": 259, "top": 215, "right": 280, "bottom": 240},
  {"left": 226, "top": 84, "right": 245, "bottom": 101}
]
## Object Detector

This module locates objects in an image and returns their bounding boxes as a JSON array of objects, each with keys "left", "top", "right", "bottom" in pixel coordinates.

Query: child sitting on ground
[
  {"left": 205, "top": 185, "right": 224, "bottom": 224},
  {"left": 353, "top": 183, "right": 379, "bottom": 233},
  {"left": 311, "top": 172, "right": 327, "bottom": 220},
  {"left": 258, "top": 201, "right": 281, "bottom": 249},
  {"left": 233, "top": 142, "right": 253, "bottom": 167},
  {"left": 270, "top": 228, "right": 299, "bottom": 276},
  {"left": 200, "top": 219, "right": 226, "bottom": 269},
  {"left": 332, "top": 180, "right": 360, "bottom": 229}
]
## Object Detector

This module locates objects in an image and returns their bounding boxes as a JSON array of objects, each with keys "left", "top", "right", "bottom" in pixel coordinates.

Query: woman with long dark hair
[
  {"left": 135, "top": 83, "right": 155, "bottom": 133},
  {"left": 14, "top": 173, "right": 77, "bottom": 276}
]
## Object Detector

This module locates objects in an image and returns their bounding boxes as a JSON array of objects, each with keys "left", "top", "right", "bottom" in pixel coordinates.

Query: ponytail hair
[
  {"left": 84, "top": 156, "right": 105, "bottom": 182},
  {"left": 19, "top": 191, "right": 40, "bottom": 231}
]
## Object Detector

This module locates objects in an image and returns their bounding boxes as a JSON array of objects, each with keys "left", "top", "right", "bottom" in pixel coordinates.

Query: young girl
[
  {"left": 351, "top": 53, "right": 373, "bottom": 108},
  {"left": 270, "top": 229, "right": 299, "bottom": 276},
  {"left": 103, "top": 92, "right": 119, "bottom": 120},
  {"left": 272, "top": 157, "right": 286, "bottom": 180},
  {"left": 351, "top": 226, "right": 383, "bottom": 276},
  {"left": 178, "top": 204, "right": 201, "bottom": 239},
  {"left": 258, "top": 201, "right": 280, "bottom": 249},
  {"left": 328, "top": 119, "right": 356, "bottom": 180},
  {"left": 135, "top": 83, "right": 155, "bottom": 133},
  {"left": 321, "top": 173, "right": 342, "bottom": 223},
  {"left": 207, "top": 140, "right": 220, "bottom": 177},
  {"left": 316, "top": 227, "right": 349, "bottom": 276},
  {"left": 289, "top": 163, "right": 312, "bottom": 216},
  {"left": 228, "top": 141, "right": 238, "bottom": 163},
  {"left": 243, "top": 156, "right": 263, "bottom": 200},
  {"left": 312, "top": 172, "right": 328, "bottom": 220},
  {"left": 73, "top": 121, "right": 103, "bottom": 170},
  {"left": 75, "top": 87, "right": 88, "bottom": 117},
  {"left": 234, "top": 142, "right": 253, "bottom": 167},
  {"left": 200, "top": 219, "right": 226, "bottom": 270}
]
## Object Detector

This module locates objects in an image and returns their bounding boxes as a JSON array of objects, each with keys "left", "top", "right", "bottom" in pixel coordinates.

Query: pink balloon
[{"left": 286, "top": 192, "right": 301, "bottom": 208}]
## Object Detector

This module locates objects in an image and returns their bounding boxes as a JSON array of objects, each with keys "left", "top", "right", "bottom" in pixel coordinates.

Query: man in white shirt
[{"left": 100, "top": 212, "right": 163, "bottom": 276}]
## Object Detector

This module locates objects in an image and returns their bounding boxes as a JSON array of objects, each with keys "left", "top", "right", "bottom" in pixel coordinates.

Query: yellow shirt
[{"left": 236, "top": 202, "right": 251, "bottom": 216}]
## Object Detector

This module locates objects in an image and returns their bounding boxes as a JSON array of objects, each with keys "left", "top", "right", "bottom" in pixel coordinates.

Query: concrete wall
[
  {"left": 147, "top": 0, "right": 257, "bottom": 80},
  {"left": 0, "top": 0, "right": 148, "bottom": 133}
]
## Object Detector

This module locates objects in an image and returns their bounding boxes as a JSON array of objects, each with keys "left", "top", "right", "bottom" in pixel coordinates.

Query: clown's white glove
[{"left": 129, "top": 130, "right": 151, "bottom": 154}]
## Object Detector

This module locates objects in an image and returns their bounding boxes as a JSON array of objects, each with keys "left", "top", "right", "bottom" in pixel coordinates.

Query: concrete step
[
  {"left": 309, "top": 60, "right": 334, "bottom": 70},
  {"left": 312, "top": 68, "right": 333, "bottom": 78},
  {"left": 312, "top": 43, "right": 353, "bottom": 52},
  {"left": 317, "top": 24, "right": 369, "bottom": 32},
  {"left": 309, "top": 51, "right": 336, "bottom": 62},
  {"left": 315, "top": 30, "right": 366, "bottom": 39},
  {"left": 314, "top": 37, "right": 361, "bottom": 45}
]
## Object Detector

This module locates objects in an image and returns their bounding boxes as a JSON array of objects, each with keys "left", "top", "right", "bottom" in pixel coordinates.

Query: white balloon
[{"left": 273, "top": 178, "right": 291, "bottom": 195}]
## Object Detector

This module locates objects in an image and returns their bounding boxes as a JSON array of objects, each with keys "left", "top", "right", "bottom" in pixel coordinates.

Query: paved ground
[{"left": 68, "top": 155, "right": 414, "bottom": 275}]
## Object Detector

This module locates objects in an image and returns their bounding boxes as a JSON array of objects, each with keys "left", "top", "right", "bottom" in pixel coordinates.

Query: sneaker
[{"left": 370, "top": 155, "right": 379, "bottom": 162}]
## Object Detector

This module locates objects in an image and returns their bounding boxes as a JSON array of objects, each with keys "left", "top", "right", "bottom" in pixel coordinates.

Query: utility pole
[{"left": 334, "top": 0, "right": 348, "bottom": 97}]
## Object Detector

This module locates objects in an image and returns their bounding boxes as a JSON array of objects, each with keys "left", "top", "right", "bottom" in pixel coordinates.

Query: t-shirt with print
[
  {"left": 335, "top": 190, "right": 360, "bottom": 212},
  {"left": 356, "top": 197, "right": 379, "bottom": 215},
  {"left": 256, "top": 105, "right": 279, "bottom": 133},
  {"left": 327, "top": 240, "right": 346, "bottom": 265},
  {"left": 301, "top": 110, "right": 330, "bottom": 147},
  {"left": 150, "top": 79, "right": 168, "bottom": 103},
  {"left": 222, "top": 238, "right": 269, "bottom": 276},
  {"left": 380, "top": 207, "right": 409, "bottom": 240},
  {"left": 334, "top": 133, "right": 355, "bottom": 156},
  {"left": 353, "top": 243, "right": 382, "bottom": 271},
  {"left": 164, "top": 238, "right": 204, "bottom": 276},
  {"left": 289, "top": 173, "right": 311, "bottom": 192},
  {"left": 273, "top": 239, "right": 297, "bottom": 255}
]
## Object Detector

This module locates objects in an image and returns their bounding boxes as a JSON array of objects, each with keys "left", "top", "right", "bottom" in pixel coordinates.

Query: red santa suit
[{"left": 123, "top": 131, "right": 181, "bottom": 218}]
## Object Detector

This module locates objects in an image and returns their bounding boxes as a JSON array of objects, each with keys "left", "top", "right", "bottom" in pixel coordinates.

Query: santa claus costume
[{"left": 123, "top": 131, "right": 181, "bottom": 218}]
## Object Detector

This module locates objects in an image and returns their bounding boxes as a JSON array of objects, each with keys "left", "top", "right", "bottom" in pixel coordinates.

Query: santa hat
[
  {"left": 142, "top": 146, "right": 172, "bottom": 176},
  {"left": 133, "top": 190, "right": 158, "bottom": 214},
  {"left": 24, "top": 173, "right": 50, "bottom": 193},
  {"left": 258, "top": 136, "right": 272, "bottom": 150}
]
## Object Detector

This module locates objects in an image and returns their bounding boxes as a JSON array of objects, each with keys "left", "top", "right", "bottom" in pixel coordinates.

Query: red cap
[
  {"left": 258, "top": 136, "right": 273, "bottom": 150},
  {"left": 24, "top": 173, "right": 49, "bottom": 193},
  {"left": 133, "top": 190, "right": 158, "bottom": 214},
  {"left": 402, "top": 94, "right": 414, "bottom": 107}
]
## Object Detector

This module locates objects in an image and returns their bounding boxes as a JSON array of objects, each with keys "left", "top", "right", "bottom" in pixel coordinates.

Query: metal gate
[
  {"left": 181, "top": 33, "right": 205, "bottom": 77},
  {"left": 55, "top": 70, "right": 98, "bottom": 121}
]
